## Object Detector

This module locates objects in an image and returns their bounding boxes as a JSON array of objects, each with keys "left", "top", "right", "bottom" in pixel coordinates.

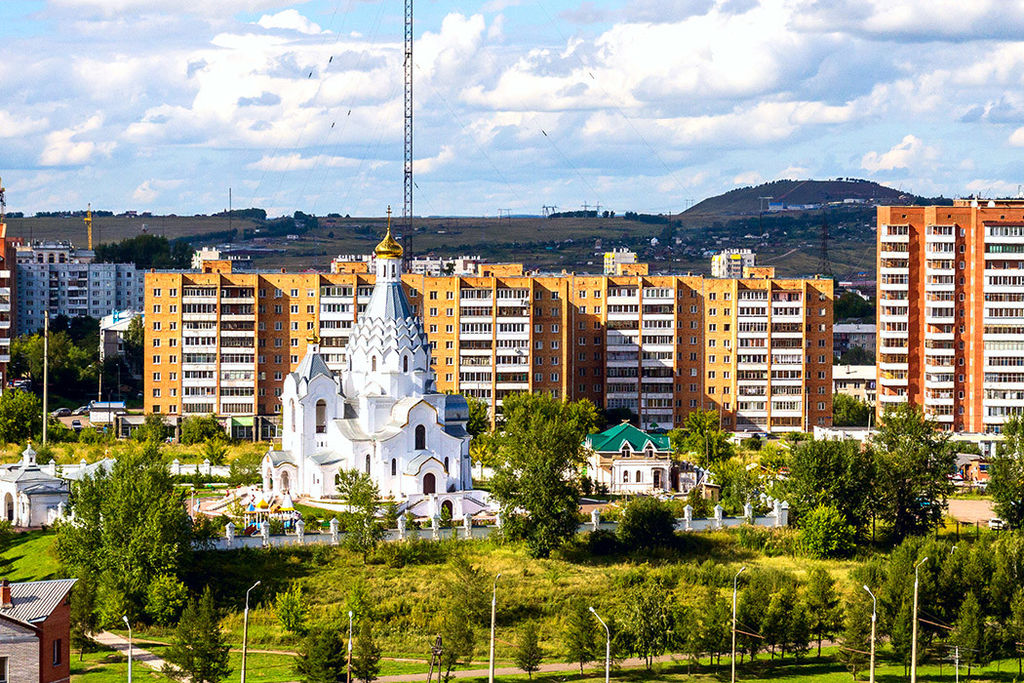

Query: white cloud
[
  {"left": 0, "top": 111, "right": 49, "bottom": 138},
  {"left": 39, "top": 116, "right": 116, "bottom": 167},
  {"left": 257, "top": 10, "right": 324, "bottom": 35},
  {"left": 861, "top": 135, "right": 937, "bottom": 172},
  {"left": 964, "top": 179, "right": 1023, "bottom": 198},
  {"left": 1009, "top": 127, "right": 1024, "bottom": 146},
  {"left": 49, "top": 0, "right": 303, "bottom": 17},
  {"left": 416, "top": 146, "right": 456, "bottom": 174},
  {"left": 247, "top": 154, "right": 362, "bottom": 171},
  {"left": 733, "top": 171, "right": 764, "bottom": 186},
  {"left": 132, "top": 178, "right": 184, "bottom": 202}
]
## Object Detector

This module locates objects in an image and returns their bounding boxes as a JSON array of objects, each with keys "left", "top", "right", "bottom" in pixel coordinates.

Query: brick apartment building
[
  {"left": 877, "top": 198, "right": 1024, "bottom": 432},
  {"left": 144, "top": 259, "right": 833, "bottom": 434},
  {"left": 0, "top": 578, "right": 76, "bottom": 683}
]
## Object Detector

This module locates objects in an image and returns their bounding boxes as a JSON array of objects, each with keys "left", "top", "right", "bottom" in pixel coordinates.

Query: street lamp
[
  {"left": 910, "top": 557, "right": 929, "bottom": 683},
  {"left": 732, "top": 566, "right": 746, "bottom": 683},
  {"left": 347, "top": 610, "right": 354, "bottom": 683},
  {"left": 121, "top": 615, "right": 132, "bottom": 683},
  {"left": 241, "top": 580, "right": 261, "bottom": 683},
  {"left": 863, "top": 585, "right": 877, "bottom": 683},
  {"left": 589, "top": 607, "right": 610, "bottom": 683},
  {"left": 489, "top": 573, "right": 502, "bottom": 683}
]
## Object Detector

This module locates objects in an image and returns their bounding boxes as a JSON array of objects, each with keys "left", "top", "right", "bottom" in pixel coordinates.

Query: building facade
[
  {"left": 144, "top": 268, "right": 833, "bottom": 433},
  {"left": 0, "top": 224, "right": 16, "bottom": 387},
  {"left": 833, "top": 322, "right": 876, "bottom": 358},
  {"left": 15, "top": 242, "right": 142, "bottom": 334},
  {"left": 833, "top": 364, "right": 876, "bottom": 406},
  {"left": 0, "top": 578, "right": 76, "bottom": 683},
  {"left": 877, "top": 199, "right": 1024, "bottom": 431},
  {"left": 711, "top": 249, "right": 756, "bottom": 278}
]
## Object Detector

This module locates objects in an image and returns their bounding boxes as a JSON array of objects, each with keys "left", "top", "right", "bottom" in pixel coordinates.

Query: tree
[
  {"left": 123, "top": 314, "right": 145, "bottom": 377},
  {"left": 837, "top": 346, "right": 873, "bottom": 365},
  {"left": 617, "top": 497, "right": 676, "bottom": 551},
  {"left": 180, "top": 416, "right": 225, "bottom": 446},
  {"left": 951, "top": 592, "right": 988, "bottom": 675},
  {"left": 275, "top": 585, "right": 307, "bottom": 634},
  {"left": 163, "top": 588, "right": 231, "bottom": 683},
  {"left": 294, "top": 626, "right": 347, "bottom": 683},
  {"left": 94, "top": 234, "right": 191, "bottom": 269},
  {"left": 70, "top": 569, "right": 98, "bottom": 659},
  {"left": 990, "top": 414, "right": 1024, "bottom": 529},
  {"left": 0, "top": 388, "right": 42, "bottom": 443},
  {"left": 834, "top": 291, "right": 874, "bottom": 321},
  {"left": 832, "top": 393, "right": 871, "bottom": 427},
  {"left": 839, "top": 585, "right": 872, "bottom": 678},
  {"left": 489, "top": 394, "right": 598, "bottom": 558},
  {"left": 55, "top": 444, "right": 194, "bottom": 623},
  {"left": 514, "top": 621, "right": 543, "bottom": 679},
  {"left": 668, "top": 410, "right": 732, "bottom": 467},
  {"left": 621, "top": 577, "right": 673, "bottom": 669},
  {"left": 201, "top": 438, "right": 228, "bottom": 466},
  {"left": 439, "top": 554, "right": 489, "bottom": 626},
  {"left": 563, "top": 601, "right": 598, "bottom": 674},
  {"left": 800, "top": 504, "right": 855, "bottom": 559},
  {"left": 1009, "top": 587, "right": 1024, "bottom": 676},
  {"left": 464, "top": 394, "right": 490, "bottom": 437},
  {"left": 805, "top": 569, "right": 843, "bottom": 657},
  {"left": 352, "top": 619, "right": 382, "bottom": 683},
  {"left": 146, "top": 573, "right": 188, "bottom": 626},
  {"left": 873, "top": 403, "right": 955, "bottom": 540},
  {"left": 229, "top": 447, "right": 262, "bottom": 486},
  {"left": 783, "top": 438, "right": 875, "bottom": 533},
  {"left": 336, "top": 469, "right": 383, "bottom": 558},
  {"left": 133, "top": 413, "right": 168, "bottom": 443},
  {"left": 435, "top": 601, "right": 474, "bottom": 682}
]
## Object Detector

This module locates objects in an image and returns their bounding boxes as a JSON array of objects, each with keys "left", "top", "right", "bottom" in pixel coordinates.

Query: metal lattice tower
[
  {"left": 403, "top": 0, "right": 413, "bottom": 244},
  {"left": 819, "top": 211, "right": 833, "bottom": 276}
]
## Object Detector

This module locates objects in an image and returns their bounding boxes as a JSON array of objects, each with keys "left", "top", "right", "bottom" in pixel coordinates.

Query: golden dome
[{"left": 375, "top": 206, "right": 403, "bottom": 259}]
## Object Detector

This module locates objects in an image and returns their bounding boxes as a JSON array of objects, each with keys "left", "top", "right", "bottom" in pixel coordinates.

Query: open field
[{"left": 6, "top": 214, "right": 259, "bottom": 246}]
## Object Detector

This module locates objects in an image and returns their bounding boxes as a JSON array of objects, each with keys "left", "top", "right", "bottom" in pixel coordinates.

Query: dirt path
[
  {"left": 94, "top": 631, "right": 169, "bottom": 673},
  {"left": 375, "top": 654, "right": 687, "bottom": 682}
]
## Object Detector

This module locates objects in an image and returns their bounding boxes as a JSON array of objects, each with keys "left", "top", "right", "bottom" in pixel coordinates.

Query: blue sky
[{"left": 3, "top": 0, "right": 1024, "bottom": 217}]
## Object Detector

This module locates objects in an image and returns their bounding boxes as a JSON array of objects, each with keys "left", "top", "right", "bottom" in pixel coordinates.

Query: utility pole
[
  {"left": 488, "top": 573, "right": 502, "bottom": 683},
  {"left": 910, "top": 556, "right": 929, "bottom": 683},
  {"left": 864, "top": 585, "right": 877, "bottom": 683},
  {"left": 732, "top": 566, "right": 746, "bottom": 683},
  {"left": 42, "top": 313, "right": 48, "bottom": 445},
  {"left": 347, "top": 610, "right": 353, "bottom": 683}
]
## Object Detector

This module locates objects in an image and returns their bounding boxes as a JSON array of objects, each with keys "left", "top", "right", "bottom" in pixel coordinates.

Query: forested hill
[{"left": 683, "top": 179, "right": 925, "bottom": 217}]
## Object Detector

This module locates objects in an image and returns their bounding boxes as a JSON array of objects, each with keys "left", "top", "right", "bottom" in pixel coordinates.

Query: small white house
[{"left": 0, "top": 445, "right": 69, "bottom": 527}]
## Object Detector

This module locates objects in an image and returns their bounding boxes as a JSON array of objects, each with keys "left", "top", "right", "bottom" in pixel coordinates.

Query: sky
[{"left": 4, "top": 0, "right": 1024, "bottom": 218}]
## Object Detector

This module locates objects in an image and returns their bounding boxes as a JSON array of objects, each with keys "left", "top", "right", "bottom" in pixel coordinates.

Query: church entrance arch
[
  {"left": 441, "top": 500, "right": 453, "bottom": 518},
  {"left": 423, "top": 472, "right": 436, "bottom": 495},
  {"left": 653, "top": 470, "right": 662, "bottom": 489},
  {"left": 281, "top": 471, "right": 290, "bottom": 493},
  {"left": 3, "top": 493, "right": 12, "bottom": 522}
]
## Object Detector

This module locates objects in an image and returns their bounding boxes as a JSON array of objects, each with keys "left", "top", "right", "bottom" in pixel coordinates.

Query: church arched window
[
  {"left": 391, "top": 458, "right": 397, "bottom": 476},
  {"left": 365, "top": 454, "right": 371, "bottom": 474},
  {"left": 621, "top": 444, "right": 630, "bottom": 458},
  {"left": 623, "top": 470, "right": 629, "bottom": 483},
  {"left": 636, "top": 470, "right": 643, "bottom": 483},
  {"left": 444, "top": 457, "right": 449, "bottom": 473},
  {"left": 289, "top": 399, "right": 296, "bottom": 431},
  {"left": 415, "top": 425, "right": 426, "bottom": 450},
  {"left": 315, "top": 399, "right": 327, "bottom": 434},
  {"left": 403, "top": 355, "right": 409, "bottom": 373},
  {"left": 372, "top": 356, "right": 377, "bottom": 372}
]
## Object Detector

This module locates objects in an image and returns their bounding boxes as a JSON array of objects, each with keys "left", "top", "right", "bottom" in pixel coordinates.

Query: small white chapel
[{"left": 261, "top": 213, "right": 490, "bottom": 517}]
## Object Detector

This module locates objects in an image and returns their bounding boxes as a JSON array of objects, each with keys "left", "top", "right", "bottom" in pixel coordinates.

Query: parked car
[
  {"left": 50, "top": 408, "right": 71, "bottom": 417},
  {"left": 70, "top": 420, "right": 82, "bottom": 432},
  {"left": 71, "top": 406, "right": 89, "bottom": 415},
  {"left": 988, "top": 518, "right": 1006, "bottom": 530}
]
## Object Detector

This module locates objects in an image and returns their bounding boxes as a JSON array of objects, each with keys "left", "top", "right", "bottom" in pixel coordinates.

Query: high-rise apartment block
[
  {"left": 144, "top": 265, "right": 833, "bottom": 433},
  {"left": 15, "top": 242, "right": 143, "bottom": 334},
  {"left": 877, "top": 199, "right": 1024, "bottom": 432},
  {"left": 711, "top": 249, "right": 757, "bottom": 278}
]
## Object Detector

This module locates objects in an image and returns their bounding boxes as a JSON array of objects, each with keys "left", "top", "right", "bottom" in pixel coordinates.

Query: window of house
[{"left": 52, "top": 639, "right": 62, "bottom": 666}]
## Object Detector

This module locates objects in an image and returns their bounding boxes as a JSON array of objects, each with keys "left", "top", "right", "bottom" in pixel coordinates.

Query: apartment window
[
  {"left": 169, "top": 288, "right": 177, "bottom": 297},
  {"left": 290, "top": 305, "right": 298, "bottom": 314},
  {"left": 307, "top": 289, "right": 315, "bottom": 297},
  {"left": 307, "top": 305, "right": 314, "bottom": 314},
  {"left": 291, "top": 338, "right": 299, "bottom": 347},
  {"left": 152, "top": 288, "right": 161, "bottom": 297},
  {"left": 429, "top": 291, "right": 438, "bottom": 300},
  {"left": 291, "top": 322, "right": 299, "bottom": 331},
  {"left": 152, "top": 304, "right": 161, "bottom": 313},
  {"left": 535, "top": 341, "right": 543, "bottom": 350},
  {"left": 274, "top": 289, "right": 283, "bottom": 298},
  {"left": 535, "top": 357, "right": 543, "bottom": 366},
  {"left": 153, "top": 388, "right": 161, "bottom": 398},
  {"left": 274, "top": 371, "right": 282, "bottom": 380},
  {"left": 153, "top": 372, "right": 161, "bottom": 382},
  {"left": 169, "top": 372, "right": 177, "bottom": 381},
  {"left": 446, "top": 373, "right": 453, "bottom": 382},
  {"left": 447, "top": 308, "right": 454, "bottom": 316},
  {"left": 708, "top": 323, "right": 716, "bottom": 331},
  {"left": 550, "top": 373, "right": 559, "bottom": 381},
  {"left": 274, "top": 338, "right": 282, "bottom": 347},
  {"left": 707, "top": 370, "right": 716, "bottom": 379},
  {"left": 291, "top": 355, "right": 299, "bottom": 363},
  {"left": 818, "top": 402, "right": 825, "bottom": 410},
  {"left": 551, "top": 340, "right": 560, "bottom": 349},
  {"left": 708, "top": 355, "right": 716, "bottom": 363},
  {"left": 153, "top": 322, "right": 161, "bottom": 331},
  {"left": 152, "top": 405, "right": 160, "bottom": 413},
  {"left": 152, "top": 355, "right": 161, "bottom": 365},
  {"left": 290, "top": 288, "right": 298, "bottom": 297},
  {"left": 430, "top": 308, "right": 438, "bottom": 316},
  {"left": 534, "top": 324, "right": 543, "bottom": 333},
  {"left": 430, "top": 325, "right": 438, "bottom": 333},
  {"left": 275, "top": 355, "right": 283, "bottom": 364},
  {"left": 445, "top": 341, "right": 454, "bottom": 349},
  {"left": 274, "top": 305, "right": 282, "bottom": 314},
  {"left": 534, "top": 372, "right": 543, "bottom": 382}
]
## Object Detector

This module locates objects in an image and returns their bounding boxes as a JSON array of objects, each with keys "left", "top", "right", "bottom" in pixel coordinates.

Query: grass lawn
[
  {"left": 0, "top": 529, "right": 62, "bottom": 581},
  {"left": 71, "top": 648, "right": 171, "bottom": 683},
  {"left": 0, "top": 440, "right": 268, "bottom": 467}
]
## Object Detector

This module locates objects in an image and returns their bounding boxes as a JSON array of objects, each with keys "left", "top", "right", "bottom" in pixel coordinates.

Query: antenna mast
[
  {"left": 403, "top": 0, "right": 413, "bottom": 253},
  {"left": 84, "top": 203, "right": 93, "bottom": 250},
  {"left": 0, "top": 177, "right": 6, "bottom": 233}
]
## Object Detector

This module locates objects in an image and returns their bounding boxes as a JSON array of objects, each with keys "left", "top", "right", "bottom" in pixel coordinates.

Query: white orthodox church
[{"left": 261, "top": 215, "right": 490, "bottom": 517}]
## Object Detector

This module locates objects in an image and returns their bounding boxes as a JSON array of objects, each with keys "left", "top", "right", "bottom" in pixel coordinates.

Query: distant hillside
[{"left": 683, "top": 178, "right": 920, "bottom": 217}]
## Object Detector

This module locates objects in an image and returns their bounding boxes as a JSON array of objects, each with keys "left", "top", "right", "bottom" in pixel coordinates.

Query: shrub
[
  {"left": 617, "top": 497, "right": 677, "bottom": 551},
  {"left": 736, "top": 525, "right": 799, "bottom": 557},
  {"left": 800, "top": 504, "right": 855, "bottom": 558},
  {"left": 587, "top": 529, "right": 620, "bottom": 556},
  {"left": 146, "top": 573, "right": 188, "bottom": 626},
  {"left": 275, "top": 584, "right": 307, "bottom": 634},
  {"left": 180, "top": 415, "right": 226, "bottom": 445}
]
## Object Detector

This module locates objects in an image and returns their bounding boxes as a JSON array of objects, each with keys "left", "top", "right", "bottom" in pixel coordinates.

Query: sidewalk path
[{"left": 94, "top": 631, "right": 170, "bottom": 673}]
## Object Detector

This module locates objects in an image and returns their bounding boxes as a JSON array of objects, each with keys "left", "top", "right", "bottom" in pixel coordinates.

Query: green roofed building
[{"left": 584, "top": 422, "right": 707, "bottom": 494}]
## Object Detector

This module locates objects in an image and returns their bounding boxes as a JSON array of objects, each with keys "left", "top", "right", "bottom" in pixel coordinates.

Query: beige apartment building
[
  {"left": 144, "top": 263, "right": 833, "bottom": 434},
  {"left": 877, "top": 198, "right": 1024, "bottom": 432}
]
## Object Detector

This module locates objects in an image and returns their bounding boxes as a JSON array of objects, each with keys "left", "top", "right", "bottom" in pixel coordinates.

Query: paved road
[
  {"left": 947, "top": 498, "right": 995, "bottom": 524},
  {"left": 375, "top": 654, "right": 687, "bottom": 682}
]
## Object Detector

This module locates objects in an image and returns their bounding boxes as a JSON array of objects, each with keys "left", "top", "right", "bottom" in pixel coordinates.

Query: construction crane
[
  {"left": 84, "top": 202, "right": 93, "bottom": 250},
  {"left": 0, "top": 176, "right": 6, "bottom": 230}
]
